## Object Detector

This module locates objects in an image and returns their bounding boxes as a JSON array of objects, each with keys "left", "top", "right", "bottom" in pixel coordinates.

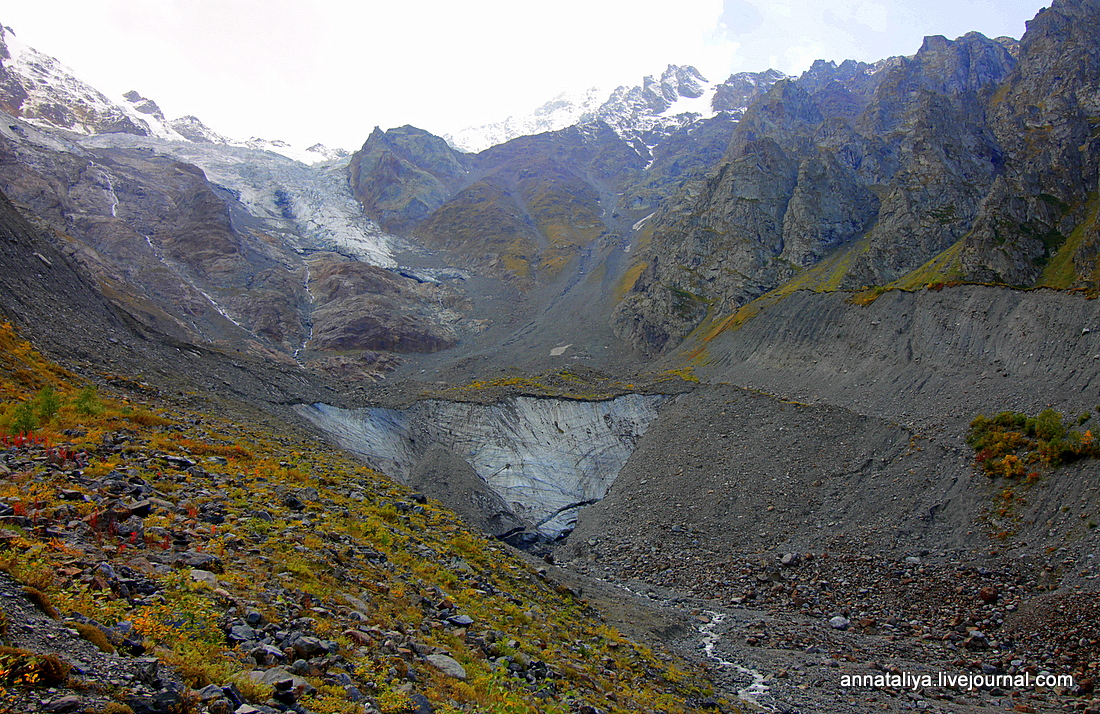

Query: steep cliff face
[
  {"left": 349, "top": 122, "right": 649, "bottom": 284},
  {"left": 445, "top": 65, "right": 785, "bottom": 154},
  {"left": 346, "top": 70, "right": 781, "bottom": 288},
  {"left": 956, "top": 0, "right": 1100, "bottom": 286},
  {"left": 0, "top": 124, "right": 290, "bottom": 351},
  {"left": 614, "top": 31, "right": 1021, "bottom": 354},
  {"left": 0, "top": 184, "right": 134, "bottom": 360},
  {"left": 0, "top": 24, "right": 150, "bottom": 137}
]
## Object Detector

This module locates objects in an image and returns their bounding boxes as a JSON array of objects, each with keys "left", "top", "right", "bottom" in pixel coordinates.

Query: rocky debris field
[
  {"left": 550, "top": 380, "right": 1100, "bottom": 713},
  {"left": 553, "top": 546, "right": 1099, "bottom": 714}
]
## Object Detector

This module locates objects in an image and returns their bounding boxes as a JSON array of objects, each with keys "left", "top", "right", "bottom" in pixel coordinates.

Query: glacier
[{"left": 294, "top": 393, "right": 668, "bottom": 539}]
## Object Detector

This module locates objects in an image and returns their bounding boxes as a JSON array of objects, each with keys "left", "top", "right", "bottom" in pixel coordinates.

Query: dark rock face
[
  {"left": 0, "top": 184, "right": 133, "bottom": 359},
  {"left": 348, "top": 125, "right": 471, "bottom": 234},
  {"left": 0, "top": 132, "right": 302, "bottom": 351},
  {"left": 711, "top": 68, "right": 788, "bottom": 118},
  {"left": 611, "top": 11, "right": 1100, "bottom": 354},
  {"left": 350, "top": 122, "right": 647, "bottom": 283},
  {"left": 345, "top": 70, "right": 787, "bottom": 290},
  {"left": 0, "top": 116, "right": 468, "bottom": 376},
  {"left": 306, "top": 256, "right": 459, "bottom": 353},
  {"left": 958, "top": 0, "right": 1100, "bottom": 285}
]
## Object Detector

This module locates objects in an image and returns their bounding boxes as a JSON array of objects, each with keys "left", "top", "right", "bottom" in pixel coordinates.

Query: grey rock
[
  {"left": 177, "top": 551, "right": 223, "bottom": 572},
  {"left": 197, "top": 684, "right": 227, "bottom": 701},
  {"left": 227, "top": 624, "right": 257, "bottom": 643},
  {"left": 43, "top": 696, "right": 82, "bottom": 713},
  {"left": 612, "top": 29, "right": 1039, "bottom": 355},
  {"left": 425, "top": 653, "right": 467, "bottom": 680},
  {"left": 250, "top": 666, "right": 317, "bottom": 696},
  {"left": 190, "top": 569, "right": 220, "bottom": 587}
]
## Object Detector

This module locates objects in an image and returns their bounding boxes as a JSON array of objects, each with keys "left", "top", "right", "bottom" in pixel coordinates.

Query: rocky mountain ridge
[
  {"left": 344, "top": 64, "right": 788, "bottom": 293},
  {"left": 613, "top": 1, "right": 1099, "bottom": 355},
  {"left": 0, "top": 97, "right": 479, "bottom": 382},
  {"left": 611, "top": 27, "right": 1037, "bottom": 353}
]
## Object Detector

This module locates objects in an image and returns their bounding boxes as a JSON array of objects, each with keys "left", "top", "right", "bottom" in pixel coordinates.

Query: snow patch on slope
[{"left": 445, "top": 64, "right": 788, "bottom": 153}]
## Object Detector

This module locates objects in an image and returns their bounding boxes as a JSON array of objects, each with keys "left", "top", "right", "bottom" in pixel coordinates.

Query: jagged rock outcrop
[
  {"left": 592, "top": 64, "right": 711, "bottom": 142},
  {"left": 446, "top": 66, "right": 785, "bottom": 154},
  {"left": 613, "top": 28, "right": 1034, "bottom": 354},
  {"left": 0, "top": 24, "right": 150, "bottom": 136},
  {"left": 0, "top": 112, "right": 468, "bottom": 375},
  {"left": 349, "top": 125, "right": 471, "bottom": 234},
  {"left": 349, "top": 67, "right": 789, "bottom": 286},
  {"left": 956, "top": 0, "right": 1100, "bottom": 285},
  {"left": 711, "top": 68, "right": 788, "bottom": 117},
  {"left": 350, "top": 122, "right": 646, "bottom": 283}
]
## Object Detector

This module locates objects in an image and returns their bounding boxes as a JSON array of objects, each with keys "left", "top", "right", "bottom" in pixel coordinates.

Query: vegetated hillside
[
  {"left": 348, "top": 64, "right": 790, "bottom": 287},
  {"left": 350, "top": 123, "right": 647, "bottom": 286},
  {"left": 615, "top": 0, "right": 1100, "bottom": 356},
  {"left": 0, "top": 321, "right": 723, "bottom": 714},
  {"left": 347, "top": 92, "right": 768, "bottom": 292}
]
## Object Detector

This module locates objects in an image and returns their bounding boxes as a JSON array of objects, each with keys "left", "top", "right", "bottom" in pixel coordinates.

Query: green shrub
[
  {"left": 969, "top": 408, "right": 1099, "bottom": 476},
  {"left": 9, "top": 400, "right": 36, "bottom": 435},
  {"left": 994, "top": 411, "right": 1027, "bottom": 429},
  {"left": 1034, "top": 409, "right": 1066, "bottom": 441},
  {"left": 33, "top": 386, "right": 60, "bottom": 423},
  {"left": 73, "top": 385, "right": 104, "bottom": 416}
]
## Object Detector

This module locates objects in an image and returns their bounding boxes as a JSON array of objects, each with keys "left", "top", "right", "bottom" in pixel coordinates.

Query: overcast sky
[{"left": 3, "top": 0, "right": 1048, "bottom": 150}]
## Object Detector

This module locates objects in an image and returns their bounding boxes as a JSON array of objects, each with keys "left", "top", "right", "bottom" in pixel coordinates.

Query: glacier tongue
[{"left": 295, "top": 394, "right": 668, "bottom": 539}]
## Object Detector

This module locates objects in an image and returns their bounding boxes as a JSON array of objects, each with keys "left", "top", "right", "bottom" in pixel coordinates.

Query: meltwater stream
[
  {"left": 295, "top": 393, "right": 666, "bottom": 538},
  {"left": 699, "top": 611, "right": 774, "bottom": 711}
]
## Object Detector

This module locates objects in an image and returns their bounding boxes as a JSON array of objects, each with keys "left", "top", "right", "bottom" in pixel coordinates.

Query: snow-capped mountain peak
[
  {"left": 0, "top": 23, "right": 154, "bottom": 137},
  {"left": 443, "top": 86, "right": 609, "bottom": 154},
  {"left": 0, "top": 24, "right": 347, "bottom": 165},
  {"left": 444, "top": 64, "right": 788, "bottom": 153}
]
